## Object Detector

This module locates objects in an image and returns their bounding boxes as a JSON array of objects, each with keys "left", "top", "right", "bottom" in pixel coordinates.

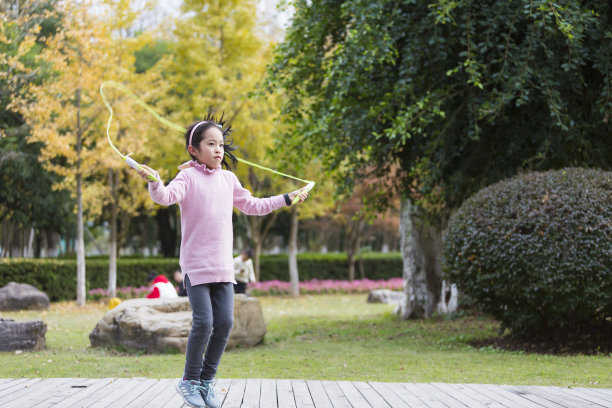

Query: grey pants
[{"left": 184, "top": 275, "right": 234, "bottom": 380}]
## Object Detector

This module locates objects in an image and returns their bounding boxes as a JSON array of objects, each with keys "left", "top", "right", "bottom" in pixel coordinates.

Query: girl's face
[{"left": 189, "top": 127, "right": 224, "bottom": 169}]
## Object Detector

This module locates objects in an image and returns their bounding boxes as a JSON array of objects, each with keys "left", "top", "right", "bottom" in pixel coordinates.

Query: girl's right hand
[{"left": 135, "top": 164, "right": 158, "bottom": 182}]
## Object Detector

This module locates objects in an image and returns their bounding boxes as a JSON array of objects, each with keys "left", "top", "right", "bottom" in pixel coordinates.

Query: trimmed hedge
[
  {"left": 442, "top": 168, "right": 612, "bottom": 337},
  {"left": 0, "top": 252, "right": 402, "bottom": 301}
]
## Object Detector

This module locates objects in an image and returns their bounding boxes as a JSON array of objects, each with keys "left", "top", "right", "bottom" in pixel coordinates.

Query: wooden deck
[{"left": 0, "top": 378, "right": 610, "bottom": 408}]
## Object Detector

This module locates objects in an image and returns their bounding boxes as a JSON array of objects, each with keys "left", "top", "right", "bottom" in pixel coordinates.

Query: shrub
[
  {"left": 0, "top": 253, "right": 402, "bottom": 301},
  {"left": 442, "top": 168, "right": 612, "bottom": 337}
]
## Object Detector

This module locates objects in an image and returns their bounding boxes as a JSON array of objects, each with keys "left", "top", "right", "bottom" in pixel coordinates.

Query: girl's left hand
[{"left": 288, "top": 186, "right": 309, "bottom": 204}]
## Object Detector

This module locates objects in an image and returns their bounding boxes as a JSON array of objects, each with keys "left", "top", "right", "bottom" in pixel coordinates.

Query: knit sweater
[{"left": 148, "top": 161, "right": 287, "bottom": 285}]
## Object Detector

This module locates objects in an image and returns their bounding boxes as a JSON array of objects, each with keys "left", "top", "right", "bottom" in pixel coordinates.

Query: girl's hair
[{"left": 185, "top": 112, "right": 238, "bottom": 170}]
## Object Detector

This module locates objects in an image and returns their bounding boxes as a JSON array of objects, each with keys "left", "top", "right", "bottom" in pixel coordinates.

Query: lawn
[{"left": 0, "top": 294, "right": 610, "bottom": 387}]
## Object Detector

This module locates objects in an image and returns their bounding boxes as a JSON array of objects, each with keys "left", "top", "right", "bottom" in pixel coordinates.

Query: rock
[
  {"left": 227, "top": 294, "right": 267, "bottom": 349},
  {"left": 0, "top": 318, "right": 47, "bottom": 351},
  {"left": 89, "top": 294, "right": 266, "bottom": 353},
  {"left": 0, "top": 282, "right": 50, "bottom": 311},
  {"left": 367, "top": 289, "right": 405, "bottom": 304}
]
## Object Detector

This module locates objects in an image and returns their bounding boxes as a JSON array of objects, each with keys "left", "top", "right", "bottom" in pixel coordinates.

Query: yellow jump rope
[{"left": 100, "top": 81, "right": 315, "bottom": 204}]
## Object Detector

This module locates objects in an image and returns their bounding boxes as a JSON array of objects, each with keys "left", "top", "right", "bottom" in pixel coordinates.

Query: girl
[{"left": 136, "top": 114, "right": 308, "bottom": 408}]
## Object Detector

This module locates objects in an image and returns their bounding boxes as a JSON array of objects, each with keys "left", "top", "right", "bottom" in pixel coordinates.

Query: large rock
[
  {"left": 0, "top": 282, "right": 50, "bottom": 311},
  {"left": 367, "top": 289, "right": 405, "bottom": 305},
  {"left": 0, "top": 318, "right": 47, "bottom": 351},
  {"left": 89, "top": 294, "right": 266, "bottom": 353}
]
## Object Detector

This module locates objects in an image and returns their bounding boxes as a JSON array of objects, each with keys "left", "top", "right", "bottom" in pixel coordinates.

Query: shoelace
[{"left": 200, "top": 380, "right": 216, "bottom": 398}]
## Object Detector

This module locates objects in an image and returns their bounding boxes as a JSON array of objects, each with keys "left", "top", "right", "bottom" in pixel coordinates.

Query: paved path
[{"left": 0, "top": 378, "right": 610, "bottom": 408}]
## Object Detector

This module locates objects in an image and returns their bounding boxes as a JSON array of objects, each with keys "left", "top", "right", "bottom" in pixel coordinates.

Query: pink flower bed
[
  {"left": 88, "top": 278, "right": 403, "bottom": 299},
  {"left": 248, "top": 278, "right": 403, "bottom": 296},
  {"left": 88, "top": 286, "right": 151, "bottom": 300}
]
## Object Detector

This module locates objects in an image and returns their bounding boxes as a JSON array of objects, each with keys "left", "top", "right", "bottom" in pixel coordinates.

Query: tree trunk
[
  {"left": 108, "top": 169, "right": 118, "bottom": 298},
  {"left": 75, "top": 86, "right": 86, "bottom": 307},
  {"left": 156, "top": 208, "right": 178, "bottom": 257},
  {"left": 288, "top": 206, "right": 299, "bottom": 296},
  {"left": 76, "top": 172, "right": 86, "bottom": 306},
  {"left": 245, "top": 212, "right": 279, "bottom": 281},
  {"left": 397, "top": 198, "right": 442, "bottom": 319}
]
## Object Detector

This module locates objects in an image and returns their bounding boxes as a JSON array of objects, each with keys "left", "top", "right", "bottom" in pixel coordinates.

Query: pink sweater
[{"left": 148, "top": 162, "right": 287, "bottom": 285}]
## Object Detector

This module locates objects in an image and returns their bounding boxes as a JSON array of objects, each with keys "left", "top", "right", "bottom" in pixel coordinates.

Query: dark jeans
[
  {"left": 233, "top": 282, "right": 247, "bottom": 294},
  {"left": 184, "top": 275, "right": 234, "bottom": 380}
]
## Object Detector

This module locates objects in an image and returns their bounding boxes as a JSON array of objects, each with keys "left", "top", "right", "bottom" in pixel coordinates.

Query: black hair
[
  {"left": 185, "top": 112, "right": 238, "bottom": 170},
  {"left": 147, "top": 272, "right": 157, "bottom": 282},
  {"left": 242, "top": 247, "right": 254, "bottom": 259}
]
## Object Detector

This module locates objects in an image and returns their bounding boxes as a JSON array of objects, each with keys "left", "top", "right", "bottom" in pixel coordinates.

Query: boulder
[
  {"left": 367, "top": 289, "right": 405, "bottom": 305},
  {"left": 0, "top": 318, "right": 47, "bottom": 351},
  {"left": 89, "top": 294, "right": 266, "bottom": 353},
  {"left": 0, "top": 282, "right": 50, "bottom": 311}
]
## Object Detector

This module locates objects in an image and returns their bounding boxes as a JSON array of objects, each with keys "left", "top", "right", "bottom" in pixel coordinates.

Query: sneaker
[
  {"left": 175, "top": 379, "right": 206, "bottom": 408},
  {"left": 200, "top": 379, "right": 222, "bottom": 408}
]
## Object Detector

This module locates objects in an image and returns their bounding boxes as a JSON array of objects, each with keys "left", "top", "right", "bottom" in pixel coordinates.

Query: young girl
[{"left": 136, "top": 114, "right": 307, "bottom": 408}]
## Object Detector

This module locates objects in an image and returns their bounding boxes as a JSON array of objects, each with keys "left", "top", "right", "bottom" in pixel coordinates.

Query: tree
[
  {"left": 151, "top": 0, "right": 286, "bottom": 277},
  {"left": 15, "top": 0, "right": 113, "bottom": 305},
  {"left": 99, "top": 0, "right": 163, "bottom": 297},
  {"left": 267, "top": 0, "right": 612, "bottom": 318},
  {"left": 0, "top": 0, "right": 73, "bottom": 257}
]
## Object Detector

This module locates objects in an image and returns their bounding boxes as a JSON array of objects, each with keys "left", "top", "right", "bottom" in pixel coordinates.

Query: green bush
[
  {"left": 0, "top": 258, "right": 179, "bottom": 301},
  {"left": 442, "top": 168, "right": 612, "bottom": 337},
  {"left": 0, "top": 252, "right": 402, "bottom": 301}
]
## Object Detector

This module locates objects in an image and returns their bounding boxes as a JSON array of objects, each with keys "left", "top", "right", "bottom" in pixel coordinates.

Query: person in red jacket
[{"left": 146, "top": 273, "right": 179, "bottom": 299}]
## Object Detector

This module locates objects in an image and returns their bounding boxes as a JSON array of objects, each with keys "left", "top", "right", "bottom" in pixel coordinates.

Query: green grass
[{"left": 1, "top": 294, "right": 610, "bottom": 387}]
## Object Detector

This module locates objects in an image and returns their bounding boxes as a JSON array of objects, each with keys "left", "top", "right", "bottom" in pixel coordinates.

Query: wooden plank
[
  {"left": 56, "top": 379, "right": 121, "bottom": 408},
  {"left": 216, "top": 378, "right": 232, "bottom": 406},
  {"left": 31, "top": 378, "right": 98, "bottom": 408},
  {"left": 47, "top": 378, "right": 129, "bottom": 408},
  {"left": 107, "top": 378, "right": 159, "bottom": 408},
  {"left": 368, "top": 382, "right": 410, "bottom": 408},
  {"left": 277, "top": 379, "right": 296, "bottom": 408},
  {"left": 123, "top": 379, "right": 177, "bottom": 408},
  {"left": 573, "top": 388, "right": 612, "bottom": 403},
  {"left": 352, "top": 382, "right": 390, "bottom": 408},
  {"left": 141, "top": 379, "right": 183, "bottom": 408},
  {"left": 0, "top": 377, "right": 42, "bottom": 400},
  {"left": 401, "top": 383, "right": 449, "bottom": 408},
  {"left": 553, "top": 387, "right": 612, "bottom": 407},
  {"left": 3, "top": 378, "right": 74, "bottom": 408},
  {"left": 292, "top": 379, "right": 315, "bottom": 408},
  {"left": 502, "top": 385, "right": 571, "bottom": 408},
  {"left": 383, "top": 383, "right": 429, "bottom": 408},
  {"left": 530, "top": 386, "right": 608, "bottom": 408},
  {"left": 321, "top": 381, "right": 351, "bottom": 408},
  {"left": 260, "top": 379, "right": 278, "bottom": 408},
  {"left": 429, "top": 383, "right": 491, "bottom": 408},
  {"left": 224, "top": 378, "right": 247, "bottom": 408},
  {"left": 87, "top": 378, "right": 152, "bottom": 408},
  {"left": 0, "top": 378, "right": 16, "bottom": 387},
  {"left": 440, "top": 383, "right": 508, "bottom": 408},
  {"left": 336, "top": 381, "right": 371, "bottom": 408},
  {"left": 306, "top": 380, "right": 333, "bottom": 408},
  {"left": 242, "top": 378, "right": 262, "bottom": 408},
  {"left": 466, "top": 383, "right": 548, "bottom": 408},
  {"left": 413, "top": 383, "right": 469, "bottom": 408}
]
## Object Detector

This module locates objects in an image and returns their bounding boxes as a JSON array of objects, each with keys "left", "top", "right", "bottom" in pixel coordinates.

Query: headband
[{"left": 188, "top": 121, "right": 223, "bottom": 148}]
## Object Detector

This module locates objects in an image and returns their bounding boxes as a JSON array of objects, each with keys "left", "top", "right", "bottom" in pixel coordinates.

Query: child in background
[
  {"left": 146, "top": 273, "right": 179, "bottom": 299},
  {"left": 136, "top": 114, "right": 308, "bottom": 408},
  {"left": 233, "top": 248, "right": 255, "bottom": 294}
]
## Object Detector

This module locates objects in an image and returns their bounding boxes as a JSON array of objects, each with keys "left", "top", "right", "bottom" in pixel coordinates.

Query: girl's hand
[
  {"left": 135, "top": 164, "right": 158, "bottom": 182},
  {"left": 288, "top": 186, "right": 309, "bottom": 204}
]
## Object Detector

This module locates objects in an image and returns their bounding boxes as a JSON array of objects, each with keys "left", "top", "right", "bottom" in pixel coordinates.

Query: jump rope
[{"left": 100, "top": 81, "right": 315, "bottom": 204}]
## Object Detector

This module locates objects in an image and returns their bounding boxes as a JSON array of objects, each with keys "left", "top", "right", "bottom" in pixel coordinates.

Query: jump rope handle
[
  {"left": 292, "top": 182, "right": 315, "bottom": 205},
  {"left": 125, "top": 156, "right": 158, "bottom": 182}
]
